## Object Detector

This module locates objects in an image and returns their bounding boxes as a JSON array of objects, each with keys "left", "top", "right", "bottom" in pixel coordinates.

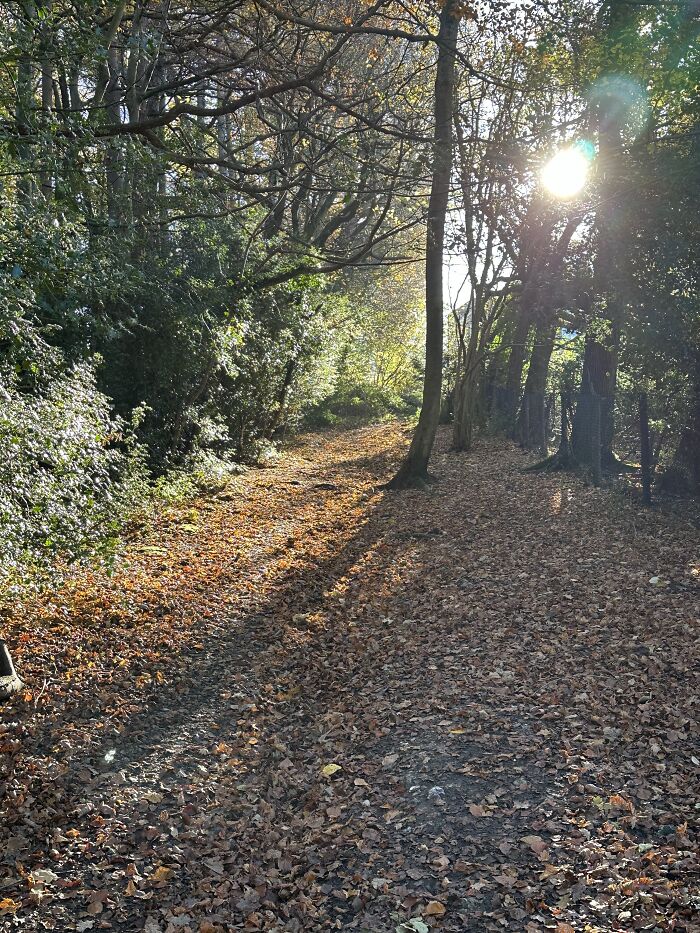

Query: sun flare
[{"left": 541, "top": 146, "right": 590, "bottom": 199}]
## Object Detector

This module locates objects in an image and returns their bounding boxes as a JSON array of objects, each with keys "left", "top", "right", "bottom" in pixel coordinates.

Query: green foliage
[
  {"left": 308, "top": 382, "right": 419, "bottom": 427},
  {"left": 0, "top": 362, "right": 147, "bottom": 589},
  {"left": 0, "top": 184, "right": 419, "bottom": 583},
  {"left": 307, "top": 264, "right": 424, "bottom": 427}
]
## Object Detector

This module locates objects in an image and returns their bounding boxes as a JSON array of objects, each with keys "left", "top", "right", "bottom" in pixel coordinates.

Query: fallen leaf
[
  {"left": 521, "top": 834, "right": 548, "bottom": 854},
  {"left": 31, "top": 869, "right": 58, "bottom": 884},
  {"left": 321, "top": 763, "right": 342, "bottom": 777},
  {"left": 396, "top": 921, "right": 429, "bottom": 933}
]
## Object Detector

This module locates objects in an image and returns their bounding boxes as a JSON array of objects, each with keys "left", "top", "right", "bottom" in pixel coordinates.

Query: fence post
[
  {"left": 639, "top": 391, "right": 652, "bottom": 506},
  {"left": 522, "top": 394, "right": 530, "bottom": 448},
  {"left": 540, "top": 393, "right": 548, "bottom": 456},
  {"left": 591, "top": 393, "right": 602, "bottom": 486},
  {"left": 559, "top": 390, "right": 568, "bottom": 450}
]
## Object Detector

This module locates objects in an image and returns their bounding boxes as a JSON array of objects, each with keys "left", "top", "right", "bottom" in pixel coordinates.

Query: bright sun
[{"left": 541, "top": 147, "right": 590, "bottom": 199}]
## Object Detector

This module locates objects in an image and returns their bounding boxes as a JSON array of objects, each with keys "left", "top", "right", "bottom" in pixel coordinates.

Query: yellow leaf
[
  {"left": 151, "top": 866, "right": 173, "bottom": 883},
  {"left": 321, "top": 763, "right": 342, "bottom": 778},
  {"left": 425, "top": 900, "right": 446, "bottom": 916},
  {"left": 0, "top": 898, "right": 20, "bottom": 914},
  {"left": 449, "top": 727, "right": 466, "bottom": 734}
]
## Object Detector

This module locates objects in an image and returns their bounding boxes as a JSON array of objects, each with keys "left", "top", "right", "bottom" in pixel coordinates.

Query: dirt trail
[{"left": 1, "top": 425, "right": 698, "bottom": 932}]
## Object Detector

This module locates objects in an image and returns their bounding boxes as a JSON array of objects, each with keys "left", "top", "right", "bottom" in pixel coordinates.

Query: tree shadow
[{"left": 89, "top": 491, "right": 397, "bottom": 776}]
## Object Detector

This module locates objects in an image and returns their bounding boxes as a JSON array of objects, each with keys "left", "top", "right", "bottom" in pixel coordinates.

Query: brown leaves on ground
[{"left": 1, "top": 424, "right": 698, "bottom": 932}]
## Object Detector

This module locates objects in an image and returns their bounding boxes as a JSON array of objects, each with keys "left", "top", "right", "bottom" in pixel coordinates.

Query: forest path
[{"left": 1, "top": 424, "right": 698, "bottom": 933}]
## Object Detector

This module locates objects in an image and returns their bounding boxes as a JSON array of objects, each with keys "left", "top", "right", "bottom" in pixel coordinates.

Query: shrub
[
  {"left": 0, "top": 362, "right": 147, "bottom": 589},
  {"left": 306, "top": 382, "right": 419, "bottom": 427}
]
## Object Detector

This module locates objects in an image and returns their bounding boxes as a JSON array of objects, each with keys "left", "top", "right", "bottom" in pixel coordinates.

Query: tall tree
[
  {"left": 571, "top": 0, "right": 636, "bottom": 469},
  {"left": 389, "top": 0, "right": 460, "bottom": 487}
]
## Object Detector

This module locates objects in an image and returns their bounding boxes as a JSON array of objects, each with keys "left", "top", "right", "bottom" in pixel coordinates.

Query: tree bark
[
  {"left": 639, "top": 391, "right": 652, "bottom": 505},
  {"left": 388, "top": 1, "right": 460, "bottom": 488},
  {"left": 661, "top": 358, "right": 700, "bottom": 495},
  {"left": 39, "top": 12, "right": 54, "bottom": 200},
  {"left": 572, "top": 2, "right": 630, "bottom": 465},
  {"left": 268, "top": 354, "right": 300, "bottom": 437},
  {"left": 16, "top": 25, "right": 35, "bottom": 205},
  {"left": 500, "top": 304, "right": 532, "bottom": 433},
  {"left": 105, "top": 46, "right": 125, "bottom": 225},
  {"left": 571, "top": 335, "right": 616, "bottom": 467},
  {"left": 591, "top": 391, "right": 602, "bottom": 486},
  {"left": 523, "top": 389, "right": 575, "bottom": 472},
  {"left": 453, "top": 366, "right": 478, "bottom": 452},
  {"left": 517, "top": 321, "right": 556, "bottom": 450}
]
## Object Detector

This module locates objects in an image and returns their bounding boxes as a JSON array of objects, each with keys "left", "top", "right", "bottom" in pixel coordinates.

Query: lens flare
[
  {"left": 541, "top": 146, "right": 590, "bottom": 199},
  {"left": 589, "top": 75, "right": 650, "bottom": 142}
]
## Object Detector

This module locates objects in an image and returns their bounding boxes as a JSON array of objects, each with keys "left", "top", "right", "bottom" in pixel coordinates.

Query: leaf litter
[{"left": 1, "top": 424, "right": 698, "bottom": 931}]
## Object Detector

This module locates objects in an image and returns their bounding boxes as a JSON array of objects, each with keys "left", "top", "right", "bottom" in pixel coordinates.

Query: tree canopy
[{"left": 0, "top": 0, "right": 699, "bottom": 571}]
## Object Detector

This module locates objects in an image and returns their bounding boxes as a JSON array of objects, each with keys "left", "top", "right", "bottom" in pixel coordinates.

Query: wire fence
[{"left": 537, "top": 387, "right": 654, "bottom": 502}]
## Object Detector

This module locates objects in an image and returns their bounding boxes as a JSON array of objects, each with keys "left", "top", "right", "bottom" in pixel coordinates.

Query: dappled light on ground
[{"left": 1, "top": 425, "right": 698, "bottom": 932}]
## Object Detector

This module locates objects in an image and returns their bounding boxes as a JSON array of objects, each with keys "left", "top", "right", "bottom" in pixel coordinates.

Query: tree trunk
[
  {"left": 105, "top": 47, "right": 125, "bottom": 225},
  {"left": 572, "top": 10, "right": 628, "bottom": 465},
  {"left": 453, "top": 367, "right": 477, "bottom": 452},
  {"left": 639, "top": 391, "right": 652, "bottom": 505},
  {"left": 39, "top": 17, "right": 54, "bottom": 200},
  {"left": 523, "top": 389, "right": 575, "bottom": 472},
  {"left": 591, "top": 392, "right": 602, "bottom": 486},
  {"left": 517, "top": 321, "right": 556, "bottom": 450},
  {"left": 661, "top": 359, "right": 700, "bottom": 495},
  {"left": 388, "top": 1, "right": 460, "bottom": 488},
  {"left": 571, "top": 336, "right": 616, "bottom": 467},
  {"left": 0, "top": 641, "right": 23, "bottom": 700},
  {"left": 16, "top": 36, "right": 35, "bottom": 204},
  {"left": 268, "top": 354, "right": 299, "bottom": 437},
  {"left": 494, "top": 303, "right": 531, "bottom": 432}
]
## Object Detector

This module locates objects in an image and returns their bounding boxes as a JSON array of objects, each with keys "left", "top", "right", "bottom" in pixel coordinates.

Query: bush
[
  {"left": 0, "top": 362, "right": 147, "bottom": 589},
  {"left": 306, "top": 382, "right": 419, "bottom": 427}
]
